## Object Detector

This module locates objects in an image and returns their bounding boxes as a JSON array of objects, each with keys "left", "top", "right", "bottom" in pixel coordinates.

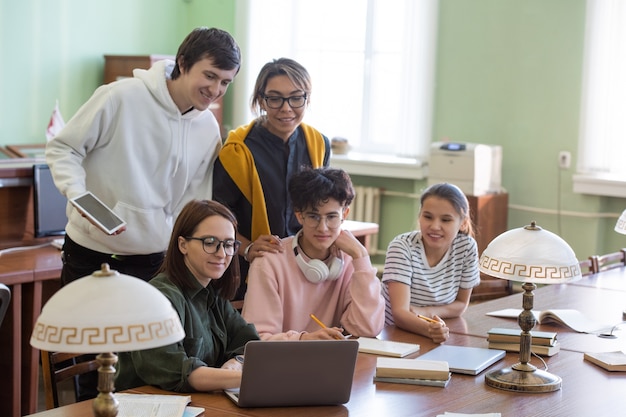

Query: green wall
[
  {"left": 432, "top": 0, "right": 626, "bottom": 259},
  {"left": 2, "top": 0, "right": 625, "bottom": 260},
  {"left": 0, "top": 0, "right": 235, "bottom": 146},
  {"left": 354, "top": 0, "right": 626, "bottom": 262}
]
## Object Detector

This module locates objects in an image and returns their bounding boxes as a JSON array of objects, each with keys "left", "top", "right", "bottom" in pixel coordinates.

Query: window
[
  {"left": 234, "top": 0, "right": 438, "bottom": 159},
  {"left": 577, "top": 0, "right": 626, "bottom": 184}
]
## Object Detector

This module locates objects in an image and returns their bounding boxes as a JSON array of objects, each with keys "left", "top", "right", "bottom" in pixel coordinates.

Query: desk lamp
[
  {"left": 614, "top": 209, "right": 626, "bottom": 321},
  {"left": 615, "top": 209, "right": 626, "bottom": 235},
  {"left": 30, "top": 264, "right": 185, "bottom": 417},
  {"left": 478, "top": 221, "right": 581, "bottom": 393}
]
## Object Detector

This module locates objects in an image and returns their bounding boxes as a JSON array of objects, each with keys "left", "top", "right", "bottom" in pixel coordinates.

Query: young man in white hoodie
[
  {"left": 46, "top": 27, "right": 240, "bottom": 286},
  {"left": 46, "top": 26, "right": 240, "bottom": 402}
]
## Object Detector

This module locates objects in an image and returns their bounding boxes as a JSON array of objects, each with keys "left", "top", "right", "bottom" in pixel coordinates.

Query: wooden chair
[
  {"left": 590, "top": 248, "right": 626, "bottom": 274},
  {"left": 230, "top": 299, "right": 244, "bottom": 312},
  {"left": 40, "top": 351, "right": 99, "bottom": 409},
  {"left": 0, "top": 283, "right": 10, "bottom": 327},
  {"left": 579, "top": 258, "right": 595, "bottom": 277}
]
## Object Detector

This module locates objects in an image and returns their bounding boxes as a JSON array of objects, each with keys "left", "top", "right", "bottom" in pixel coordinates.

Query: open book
[
  {"left": 486, "top": 308, "right": 612, "bottom": 334},
  {"left": 115, "top": 393, "right": 203, "bottom": 417}
]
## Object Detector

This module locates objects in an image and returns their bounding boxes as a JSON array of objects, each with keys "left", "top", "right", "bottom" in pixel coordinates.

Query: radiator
[{"left": 350, "top": 186, "right": 382, "bottom": 254}]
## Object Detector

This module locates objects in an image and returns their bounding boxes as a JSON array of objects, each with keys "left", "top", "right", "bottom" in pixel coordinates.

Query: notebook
[
  {"left": 224, "top": 339, "right": 359, "bottom": 407},
  {"left": 416, "top": 345, "right": 506, "bottom": 375},
  {"left": 357, "top": 337, "right": 420, "bottom": 357}
]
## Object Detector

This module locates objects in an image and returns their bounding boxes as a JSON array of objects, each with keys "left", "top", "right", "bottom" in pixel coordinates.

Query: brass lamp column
[{"left": 484, "top": 282, "right": 562, "bottom": 392}]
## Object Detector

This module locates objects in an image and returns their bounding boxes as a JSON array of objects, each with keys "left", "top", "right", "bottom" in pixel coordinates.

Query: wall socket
[{"left": 559, "top": 151, "right": 571, "bottom": 169}]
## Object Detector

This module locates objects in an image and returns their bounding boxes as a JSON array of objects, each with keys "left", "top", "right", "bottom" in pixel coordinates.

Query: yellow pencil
[
  {"left": 310, "top": 313, "right": 328, "bottom": 329},
  {"left": 417, "top": 314, "right": 440, "bottom": 324},
  {"left": 310, "top": 314, "right": 344, "bottom": 339}
]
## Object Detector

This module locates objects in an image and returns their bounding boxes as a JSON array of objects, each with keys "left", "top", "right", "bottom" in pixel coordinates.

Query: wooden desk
[
  {"left": 568, "top": 266, "right": 626, "bottom": 292},
  {"left": 25, "top": 328, "right": 626, "bottom": 417},
  {"left": 24, "top": 264, "right": 626, "bottom": 417},
  {"left": 0, "top": 245, "right": 62, "bottom": 417}
]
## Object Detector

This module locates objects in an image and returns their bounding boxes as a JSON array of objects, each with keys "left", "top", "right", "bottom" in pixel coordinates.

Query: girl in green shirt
[{"left": 116, "top": 200, "right": 259, "bottom": 392}]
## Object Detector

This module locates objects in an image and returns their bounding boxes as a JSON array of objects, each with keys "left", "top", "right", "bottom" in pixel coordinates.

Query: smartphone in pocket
[{"left": 70, "top": 191, "right": 126, "bottom": 235}]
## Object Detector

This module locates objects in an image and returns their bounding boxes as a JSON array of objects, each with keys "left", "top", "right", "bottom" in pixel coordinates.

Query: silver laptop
[
  {"left": 225, "top": 339, "right": 359, "bottom": 407},
  {"left": 416, "top": 345, "right": 506, "bottom": 375}
]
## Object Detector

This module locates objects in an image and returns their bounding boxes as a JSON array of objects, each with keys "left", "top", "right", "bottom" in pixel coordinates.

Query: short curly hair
[{"left": 288, "top": 166, "right": 354, "bottom": 212}]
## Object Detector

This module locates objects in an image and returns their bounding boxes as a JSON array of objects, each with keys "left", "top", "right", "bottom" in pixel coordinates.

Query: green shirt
[{"left": 115, "top": 272, "right": 259, "bottom": 392}]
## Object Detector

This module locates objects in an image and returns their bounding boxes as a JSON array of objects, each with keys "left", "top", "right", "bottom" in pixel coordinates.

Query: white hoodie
[{"left": 46, "top": 60, "right": 221, "bottom": 255}]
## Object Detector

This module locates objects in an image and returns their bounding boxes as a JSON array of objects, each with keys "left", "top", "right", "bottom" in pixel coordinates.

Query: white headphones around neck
[{"left": 292, "top": 229, "right": 344, "bottom": 283}]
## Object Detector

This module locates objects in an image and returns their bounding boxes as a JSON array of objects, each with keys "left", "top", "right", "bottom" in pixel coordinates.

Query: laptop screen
[{"left": 33, "top": 164, "right": 67, "bottom": 237}]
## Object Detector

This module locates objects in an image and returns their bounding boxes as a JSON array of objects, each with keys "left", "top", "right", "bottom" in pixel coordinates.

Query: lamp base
[{"left": 485, "top": 364, "right": 562, "bottom": 393}]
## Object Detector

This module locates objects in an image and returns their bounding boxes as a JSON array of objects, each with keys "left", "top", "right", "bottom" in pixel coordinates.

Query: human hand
[
  {"left": 77, "top": 211, "right": 126, "bottom": 235},
  {"left": 300, "top": 327, "right": 345, "bottom": 340},
  {"left": 423, "top": 315, "right": 449, "bottom": 344},
  {"left": 246, "top": 234, "right": 283, "bottom": 263},
  {"left": 332, "top": 229, "right": 368, "bottom": 259}
]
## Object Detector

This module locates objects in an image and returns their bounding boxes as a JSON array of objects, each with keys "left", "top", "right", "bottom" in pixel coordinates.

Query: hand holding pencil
[
  {"left": 417, "top": 314, "right": 449, "bottom": 343},
  {"left": 308, "top": 314, "right": 345, "bottom": 340},
  {"left": 417, "top": 314, "right": 442, "bottom": 325}
]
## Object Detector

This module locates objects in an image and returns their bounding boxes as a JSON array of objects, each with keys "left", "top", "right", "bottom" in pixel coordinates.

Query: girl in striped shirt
[{"left": 382, "top": 183, "right": 480, "bottom": 343}]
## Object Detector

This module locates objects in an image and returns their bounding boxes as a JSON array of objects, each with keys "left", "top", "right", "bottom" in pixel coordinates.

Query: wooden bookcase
[{"left": 103, "top": 55, "right": 223, "bottom": 126}]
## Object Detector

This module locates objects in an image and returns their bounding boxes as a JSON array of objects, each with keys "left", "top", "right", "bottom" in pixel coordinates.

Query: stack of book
[
  {"left": 487, "top": 327, "right": 560, "bottom": 356},
  {"left": 374, "top": 357, "right": 451, "bottom": 387}
]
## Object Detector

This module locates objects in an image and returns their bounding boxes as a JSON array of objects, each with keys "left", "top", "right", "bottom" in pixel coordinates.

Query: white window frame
[
  {"left": 232, "top": 0, "right": 438, "bottom": 169},
  {"left": 574, "top": 0, "right": 626, "bottom": 198}
]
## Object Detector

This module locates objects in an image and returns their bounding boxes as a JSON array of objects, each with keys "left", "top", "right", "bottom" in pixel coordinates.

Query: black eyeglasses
[
  {"left": 302, "top": 212, "right": 343, "bottom": 229},
  {"left": 185, "top": 236, "right": 241, "bottom": 256},
  {"left": 262, "top": 94, "right": 308, "bottom": 109}
]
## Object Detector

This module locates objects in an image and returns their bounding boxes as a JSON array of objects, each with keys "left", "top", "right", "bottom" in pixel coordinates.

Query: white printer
[{"left": 427, "top": 141, "right": 502, "bottom": 196}]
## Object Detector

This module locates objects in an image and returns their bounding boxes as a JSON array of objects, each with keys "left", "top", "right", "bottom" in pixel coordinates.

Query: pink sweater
[{"left": 242, "top": 235, "right": 385, "bottom": 340}]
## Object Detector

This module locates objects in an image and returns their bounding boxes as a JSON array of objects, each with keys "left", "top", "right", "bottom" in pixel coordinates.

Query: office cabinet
[{"left": 467, "top": 192, "right": 511, "bottom": 301}]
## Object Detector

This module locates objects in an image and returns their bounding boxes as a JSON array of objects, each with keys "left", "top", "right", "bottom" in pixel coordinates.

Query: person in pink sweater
[{"left": 241, "top": 167, "right": 385, "bottom": 340}]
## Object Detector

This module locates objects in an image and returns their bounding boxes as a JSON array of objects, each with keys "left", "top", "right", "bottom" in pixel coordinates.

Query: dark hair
[
  {"left": 170, "top": 27, "right": 241, "bottom": 80},
  {"left": 420, "top": 182, "right": 474, "bottom": 237},
  {"left": 160, "top": 199, "right": 240, "bottom": 299},
  {"left": 251, "top": 58, "right": 312, "bottom": 115},
  {"left": 288, "top": 167, "right": 355, "bottom": 212}
]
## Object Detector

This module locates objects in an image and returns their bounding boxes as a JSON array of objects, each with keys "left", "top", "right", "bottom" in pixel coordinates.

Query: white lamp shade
[
  {"left": 478, "top": 223, "right": 582, "bottom": 284},
  {"left": 615, "top": 209, "right": 626, "bottom": 235},
  {"left": 30, "top": 267, "right": 184, "bottom": 353}
]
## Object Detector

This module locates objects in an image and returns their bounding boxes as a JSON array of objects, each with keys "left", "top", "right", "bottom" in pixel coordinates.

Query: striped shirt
[{"left": 381, "top": 230, "right": 479, "bottom": 325}]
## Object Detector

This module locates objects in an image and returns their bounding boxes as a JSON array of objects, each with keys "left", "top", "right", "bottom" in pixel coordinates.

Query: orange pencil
[
  {"left": 417, "top": 314, "right": 440, "bottom": 324},
  {"left": 310, "top": 314, "right": 343, "bottom": 339},
  {"left": 310, "top": 313, "right": 328, "bottom": 329}
]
